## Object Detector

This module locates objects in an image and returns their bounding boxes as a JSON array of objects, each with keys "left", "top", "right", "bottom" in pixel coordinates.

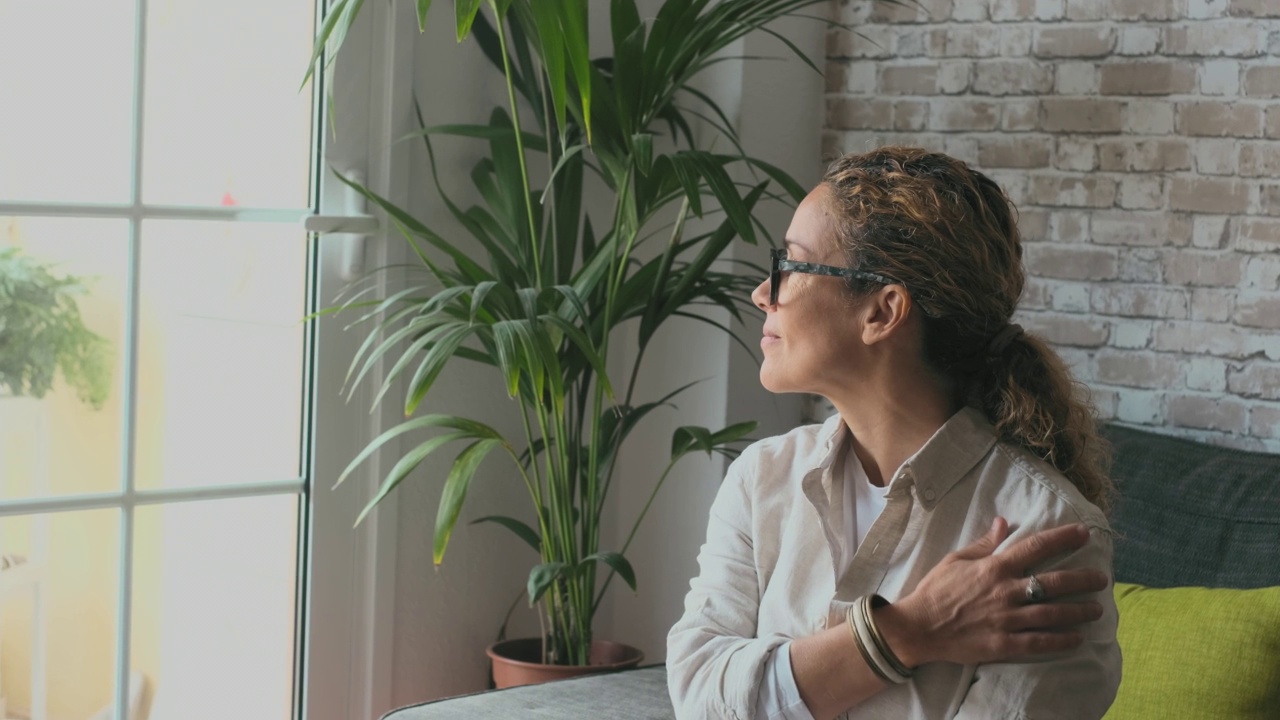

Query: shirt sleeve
[
  {"left": 667, "top": 453, "right": 792, "bottom": 720},
  {"left": 755, "top": 642, "right": 817, "bottom": 720},
  {"left": 952, "top": 525, "right": 1122, "bottom": 720}
]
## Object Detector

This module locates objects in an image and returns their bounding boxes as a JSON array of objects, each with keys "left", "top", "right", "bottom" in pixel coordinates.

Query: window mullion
[{"left": 113, "top": 0, "right": 149, "bottom": 716}]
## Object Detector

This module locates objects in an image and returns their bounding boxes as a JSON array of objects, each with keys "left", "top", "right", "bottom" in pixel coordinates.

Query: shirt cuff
[{"left": 755, "top": 641, "right": 817, "bottom": 720}]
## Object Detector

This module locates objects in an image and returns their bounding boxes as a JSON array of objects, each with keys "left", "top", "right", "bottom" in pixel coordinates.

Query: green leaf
[
  {"left": 455, "top": 0, "right": 484, "bottom": 41},
  {"left": 671, "top": 425, "right": 713, "bottom": 459},
  {"left": 527, "top": 562, "right": 568, "bottom": 605},
  {"left": 632, "top": 132, "right": 654, "bottom": 176},
  {"left": 416, "top": 0, "right": 433, "bottom": 31},
  {"left": 583, "top": 552, "right": 636, "bottom": 592},
  {"left": 433, "top": 438, "right": 505, "bottom": 564},
  {"left": 401, "top": 123, "right": 548, "bottom": 153},
  {"left": 336, "top": 413, "right": 502, "bottom": 489},
  {"left": 529, "top": 1, "right": 568, "bottom": 140},
  {"left": 351, "top": 431, "right": 469, "bottom": 526},
  {"left": 301, "top": 0, "right": 367, "bottom": 90},
  {"left": 472, "top": 515, "right": 541, "bottom": 553},
  {"left": 711, "top": 421, "right": 757, "bottom": 445},
  {"left": 561, "top": 0, "right": 592, "bottom": 142}
]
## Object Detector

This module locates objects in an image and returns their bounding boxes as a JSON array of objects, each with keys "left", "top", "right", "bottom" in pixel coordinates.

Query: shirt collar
[{"left": 816, "top": 406, "right": 998, "bottom": 511}]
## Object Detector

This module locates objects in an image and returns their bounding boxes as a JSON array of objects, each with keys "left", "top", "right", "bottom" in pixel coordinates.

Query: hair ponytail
[{"left": 978, "top": 333, "right": 1112, "bottom": 512}]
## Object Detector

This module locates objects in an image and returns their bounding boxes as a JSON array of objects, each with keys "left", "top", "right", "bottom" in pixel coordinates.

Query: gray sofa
[{"left": 382, "top": 423, "right": 1280, "bottom": 719}]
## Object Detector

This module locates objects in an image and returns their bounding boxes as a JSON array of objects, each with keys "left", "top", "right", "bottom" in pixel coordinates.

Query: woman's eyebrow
[{"left": 784, "top": 239, "right": 808, "bottom": 254}]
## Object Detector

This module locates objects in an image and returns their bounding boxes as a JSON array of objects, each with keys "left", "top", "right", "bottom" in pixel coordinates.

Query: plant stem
[
  {"left": 594, "top": 456, "right": 680, "bottom": 614},
  {"left": 493, "top": 4, "right": 543, "bottom": 288}
]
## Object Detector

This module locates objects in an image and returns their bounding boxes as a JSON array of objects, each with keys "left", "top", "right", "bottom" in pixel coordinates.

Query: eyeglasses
[{"left": 768, "top": 248, "right": 897, "bottom": 306}]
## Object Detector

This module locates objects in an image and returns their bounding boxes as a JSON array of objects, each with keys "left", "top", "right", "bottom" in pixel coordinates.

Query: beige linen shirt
[{"left": 667, "top": 407, "right": 1121, "bottom": 720}]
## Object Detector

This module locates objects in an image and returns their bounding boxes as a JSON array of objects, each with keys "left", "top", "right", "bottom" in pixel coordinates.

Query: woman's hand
[{"left": 877, "top": 517, "right": 1109, "bottom": 668}]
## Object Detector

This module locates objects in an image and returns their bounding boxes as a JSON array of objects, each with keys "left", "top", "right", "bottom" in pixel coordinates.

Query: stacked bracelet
[
  {"left": 846, "top": 595, "right": 914, "bottom": 684},
  {"left": 846, "top": 603, "right": 892, "bottom": 684}
]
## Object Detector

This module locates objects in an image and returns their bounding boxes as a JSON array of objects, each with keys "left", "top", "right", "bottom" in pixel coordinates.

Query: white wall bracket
[{"left": 304, "top": 170, "right": 380, "bottom": 280}]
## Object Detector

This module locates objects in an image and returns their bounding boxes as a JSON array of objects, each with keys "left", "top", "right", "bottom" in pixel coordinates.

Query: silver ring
[{"left": 1025, "top": 574, "right": 1047, "bottom": 603}]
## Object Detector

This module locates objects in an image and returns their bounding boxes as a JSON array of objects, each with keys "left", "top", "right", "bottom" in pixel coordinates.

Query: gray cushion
[
  {"left": 381, "top": 666, "right": 675, "bottom": 719},
  {"left": 1103, "top": 424, "right": 1280, "bottom": 590}
]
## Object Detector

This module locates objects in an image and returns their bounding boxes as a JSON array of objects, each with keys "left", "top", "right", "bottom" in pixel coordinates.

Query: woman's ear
[{"left": 860, "top": 285, "right": 914, "bottom": 347}]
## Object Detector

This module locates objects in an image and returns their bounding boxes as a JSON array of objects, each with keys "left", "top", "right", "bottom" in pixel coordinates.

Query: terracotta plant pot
[{"left": 486, "top": 638, "right": 645, "bottom": 689}]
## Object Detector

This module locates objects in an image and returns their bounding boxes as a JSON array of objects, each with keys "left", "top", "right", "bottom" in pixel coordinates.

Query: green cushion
[{"left": 1105, "top": 583, "right": 1280, "bottom": 719}]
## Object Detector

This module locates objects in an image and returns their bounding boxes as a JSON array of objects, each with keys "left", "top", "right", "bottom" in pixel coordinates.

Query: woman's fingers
[
  {"left": 1033, "top": 568, "right": 1110, "bottom": 599},
  {"left": 1008, "top": 601, "right": 1104, "bottom": 633},
  {"left": 999, "top": 630, "right": 1086, "bottom": 658},
  {"left": 996, "top": 522, "right": 1091, "bottom": 572},
  {"left": 950, "top": 516, "right": 1010, "bottom": 560}
]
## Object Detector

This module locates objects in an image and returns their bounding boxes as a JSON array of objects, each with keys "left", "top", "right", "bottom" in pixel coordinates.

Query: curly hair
[{"left": 821, "top": 146, "right": 1113, "bottom": 512}]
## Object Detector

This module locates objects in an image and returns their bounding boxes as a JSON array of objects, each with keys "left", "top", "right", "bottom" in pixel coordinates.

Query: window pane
[
  {"left": 0, "top": 509, "right": 119, "bottom": 720},
  {"left": 0, "top": 1, "right": 135, "bottom": 203},
  {"left": 0, "top": 218, "right": 128, "bottom": 498},
  {"left": 135, "top": 221, "right": 307, "bottom": 489},
  {"left": 142, "top": 0, "right": 316, "bottom": 208},
  {"left": 133, "top": 494, "right": 299, "bottom": 720}
]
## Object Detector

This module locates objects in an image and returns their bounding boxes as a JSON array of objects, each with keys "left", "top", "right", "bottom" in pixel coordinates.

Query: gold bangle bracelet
[
  {"left": 863, "top": 594, "right": 914, "bottom": 679},
  {"left": 847, "top": 603, "right": 892, "bottom": 684}
]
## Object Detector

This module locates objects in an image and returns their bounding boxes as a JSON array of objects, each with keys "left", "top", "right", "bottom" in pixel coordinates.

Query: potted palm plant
[
  {"left": 309, "top": 0, "right": 828, "bottom": 684},
  {"left": 0, "top": 246, "right": 111, "bottom": 409}
]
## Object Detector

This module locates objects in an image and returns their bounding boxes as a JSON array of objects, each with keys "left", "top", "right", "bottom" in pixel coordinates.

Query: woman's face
[{"left": 751, "top": 185, "right": 869, "bottom": 397}]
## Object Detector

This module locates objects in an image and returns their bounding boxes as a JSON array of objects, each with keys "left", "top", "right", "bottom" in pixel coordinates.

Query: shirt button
[{"left": 924, "top": 488, "right": 936, "bottom": 501}]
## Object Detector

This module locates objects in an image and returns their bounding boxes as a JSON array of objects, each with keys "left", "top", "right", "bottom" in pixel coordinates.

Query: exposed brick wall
[{"left": 823, "top": 0, "right": 1280, "bottom": 451}]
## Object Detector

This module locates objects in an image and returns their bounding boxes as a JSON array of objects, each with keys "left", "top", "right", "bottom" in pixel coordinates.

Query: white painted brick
[
  {"left": 897, "top": 29, "right": 929, "bottom": 57},
  {"left": 1188, "top": 0, "right": 1229, "bottom": 18},
  {"left": 1118, "top": 27, "right": 1160, "bottom": 56},
  {"left": 1251, "top": 333, "right": 1280, "bottom": 363},
  {"left": 1193, "top": 215, "right": 1232, "bottom": 248},
  {"left": 1057, "top": 62, "right": 1099, "bottom": 94},
  {"left": 1119, "top": 249, "right": 1163, "bottom": 282},
  {"left": 1168, "top": 394, "right": 1248, "bottom": 434},
  {"left": 845, "top": 63, "right": 879, "bottom": 94},
  {"left": 944, "top": 136, "right": 981, "bottom": 164},
  {"left": 1090, "top": 387, "right": 1120, "bottom": 419},
  {"left": 1118, "top": 176, "right": 1165, "bottom": 209},
  {"left": 1056, "top": 346, "right": 1094, "bottom": 380},
  {"left": 1200, "top": 59, "right": 1241, "bottom": 95},
  {"left": 1110, "top": 319, "right": 1154, "bottom": 348},
  {"left": 939, "top": 62, "right": 974, "bottom": 94},
  {"left": 953, "top": 0, "right": 990, "bottom": 21},
  {"left": 1116, "top": 389, "right": 1165, "bottom": 424},
  {"left": 1124, "top": 101, "right": 1175, "bottom": 135},
  {"left": 1035, "top": 0, "right": 1065, "bottom": 20},
  {"left": 1254, "top": 404, "right": 1280, "bottom": 439},
  {"left": 1054, "top": 137, "right": 1098, "bottom": 171},
  {"left": 1092, "top": 286, "right": 1189, "bottom": 317},
  {"left": 1191, "top": 288, "right": 1236, "bottom": 321},
  {"left": 1186, "top": 357, "right": 1229, "bottom": 391},
  {"left": 1050, "top": 282, "right": 1091, "bottom": 311},
  {"left": 1002, "top": 25, "right": 1034, "bottom": 55},
  {"left": 1244, "top": 255, "right": 1280, "bottom": 290},
  {"left": 1194, "top": 138, "right": 1239, "bottom": 175},
  {"left": 1049, "top": 211, "right": 1091, "bottom": 242}
]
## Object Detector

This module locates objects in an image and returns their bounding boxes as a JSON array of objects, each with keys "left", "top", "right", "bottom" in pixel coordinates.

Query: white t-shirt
[{"left": 755, "top": 447, "right": 893, "bottom": 720}]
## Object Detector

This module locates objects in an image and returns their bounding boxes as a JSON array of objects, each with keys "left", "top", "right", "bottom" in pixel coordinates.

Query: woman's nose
[{"left": 751, "top": 276, "right": 772, "bottom": 311}]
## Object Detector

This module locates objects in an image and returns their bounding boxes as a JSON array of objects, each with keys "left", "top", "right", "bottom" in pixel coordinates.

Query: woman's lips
[{"left": 761, "top": 331, "right": 780, "bottom": 348}]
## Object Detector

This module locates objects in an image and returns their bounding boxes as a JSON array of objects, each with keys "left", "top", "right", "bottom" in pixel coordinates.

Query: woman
[{"left": 667, "top": 147, "right": 1120, "bottom": 720}]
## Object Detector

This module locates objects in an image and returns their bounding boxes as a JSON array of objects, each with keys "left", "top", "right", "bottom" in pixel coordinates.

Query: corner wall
[{"left": 825, "top": 0, "right": 1280, "bottom": 450}]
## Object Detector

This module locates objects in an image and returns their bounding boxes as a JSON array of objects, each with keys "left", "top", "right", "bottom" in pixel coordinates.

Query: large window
[{"left": 0, "top": 1, "right": 398, "bottom": 718}]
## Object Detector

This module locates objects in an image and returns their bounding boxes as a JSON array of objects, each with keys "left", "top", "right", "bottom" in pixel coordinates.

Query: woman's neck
[{"left": 826, "top": 369, "right": 959, "bottom": 488}]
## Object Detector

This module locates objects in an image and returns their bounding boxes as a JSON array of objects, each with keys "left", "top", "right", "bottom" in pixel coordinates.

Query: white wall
[{"left": 387, "top": 2, "right": 826, "bottom": 704}]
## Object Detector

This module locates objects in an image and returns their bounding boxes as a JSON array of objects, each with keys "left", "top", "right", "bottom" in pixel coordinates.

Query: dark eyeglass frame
[{"left": 768, "top": 248, "right": 897, "bottom": 306}]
